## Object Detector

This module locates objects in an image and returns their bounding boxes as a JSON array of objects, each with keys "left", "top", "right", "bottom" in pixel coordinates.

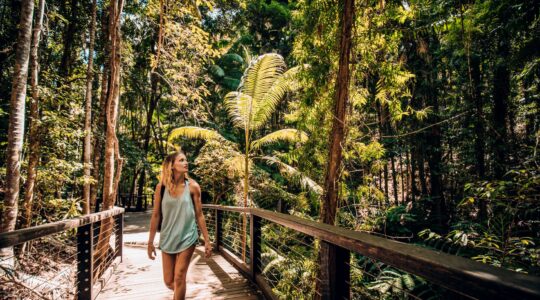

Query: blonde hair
[{"left": 160, "top": 150, "right": 189, "bottom": 191}]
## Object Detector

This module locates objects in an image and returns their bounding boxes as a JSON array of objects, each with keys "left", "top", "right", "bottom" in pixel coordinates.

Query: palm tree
[{"left": 169, "top": 53, "right": 314, "bottom": 260}]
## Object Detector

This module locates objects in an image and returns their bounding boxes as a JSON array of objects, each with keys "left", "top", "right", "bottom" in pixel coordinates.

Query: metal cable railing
[
  {"left": 202, "top": 204, "right": 540, "bottom": 300},
  {"left": 258, "top": 220, "right": 319, "bottom": 299},
  {"left": 0, "top": 207, "right": 124, "bottom": 300}
]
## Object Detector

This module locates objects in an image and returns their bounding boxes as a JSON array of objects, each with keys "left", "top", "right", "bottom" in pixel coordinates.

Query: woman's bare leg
[
  {"left": 173, "top": 245, "right": 196, "bottom": 300},
  {"left": 162, "top": 251, "right": 176, "bottom": 290}
]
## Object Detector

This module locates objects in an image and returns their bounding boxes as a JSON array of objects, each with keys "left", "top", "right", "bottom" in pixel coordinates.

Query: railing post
[
  {"left": 115, "top": 212, "right": 124, "bottom": 261},
  {"left": 77, "top": 223, "right": 94, "bottom": 300},
  {"left": 319, "top": 241, "right": 350, "bottom": 300},
  {"left": 215, "top": 209, "right": 222, "bottom": 251},
  {"left": 250, "top": 213, "right": 261, "bottom": 280}
]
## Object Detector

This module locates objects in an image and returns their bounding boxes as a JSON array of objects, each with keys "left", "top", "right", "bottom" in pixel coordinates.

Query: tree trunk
[
  {"left": 417, "top": 148, "right": 428, "bottom": 196},
  {"left": 409, "top": 148, "right": 417, "bottom": 201},
  {"left": 101, "top": 0, "right": 124, "bottom": 211},
  {"left": 1, "top": 0, "right": 34, "bottom": 258},
  {"left": 424, "top": 33, "right": 446, "bottom": 228},
  {"left": 317, "top": 0, "right": 354, "bottom": 297},
  {"left": 469, "top": 55, "right": 488, "bottom": 221},
  {"left": 136, "top": 75, "right": 159, "bottom": 210},
  {"left": 471, "top": 55, "right": 485, "bottom": 178},
  {"left": 82, "top": 0, "right": 97, "bottom": 215},
  {"left": 492, "top": 41, "right": 510, "bottom": 179},
  {"left": 376, "top": 103, "right": 390, "bottom": 203},
  {"left": 390, "top": 155, "right": 398, "bottom": 205},
  {"left": 90, "top": 7, "right": 111, "bottom": 211},
  {"left": 22, "top": 0, "right": 45, "bottom": 229},
  {"left": 94, "top": 0, "right": 124, "bottom": 278},
  {"left": 400, "top": 152, "right": 405, "bottom": 203},
  {"left": 59, "top": 0, "right": 78, "bottom": 77}
]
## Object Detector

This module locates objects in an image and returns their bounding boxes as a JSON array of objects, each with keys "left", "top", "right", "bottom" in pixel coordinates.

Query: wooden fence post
[
  {"left": 115, "top": 213, "right": 123, "bottom": 261},
  {"left": 250, "top": 213, "right": 261, "bottom": 280},
  {"left": 77, "top": 223, "right": 94, "bottom": 300},
  {"left": 319, "top": 241, "right": 350, "bottom": 300},
  {"left": 215, "top": 209, "right": 222, "bottom": 251}
]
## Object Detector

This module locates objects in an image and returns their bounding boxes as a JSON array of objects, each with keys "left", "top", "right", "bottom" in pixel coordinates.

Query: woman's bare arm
[
  {"left": 147, "top": 183, "right": 162, "bottom": 259},
  {"left": 190, "top": 180, "right": 211, "bottom": 256}
]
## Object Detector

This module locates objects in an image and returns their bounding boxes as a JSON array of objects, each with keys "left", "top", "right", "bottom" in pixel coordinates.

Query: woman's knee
[
  {"left": 165, "top": 281, "right": 174, "bottom": 290},
  {"left": 174, "top": 271, "right": 187, "bottom": 287}
]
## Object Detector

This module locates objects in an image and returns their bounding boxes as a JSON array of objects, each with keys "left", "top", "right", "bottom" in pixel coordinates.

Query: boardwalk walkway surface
[{"left": 96, "top": 211, "right": 263, "bottom": 300}]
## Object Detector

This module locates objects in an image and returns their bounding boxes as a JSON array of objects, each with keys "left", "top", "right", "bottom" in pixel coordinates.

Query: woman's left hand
[{"left": 204, "top": 241, "right": 212, "bottom": 258}]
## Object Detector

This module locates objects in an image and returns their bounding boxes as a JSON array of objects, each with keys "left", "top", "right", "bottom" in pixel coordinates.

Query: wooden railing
[
  {"left": 0, "top": 207, "right": 124, "bottom": 300},
  {"left": 202, "top": 204, "right": 540, "bottom": 300}
]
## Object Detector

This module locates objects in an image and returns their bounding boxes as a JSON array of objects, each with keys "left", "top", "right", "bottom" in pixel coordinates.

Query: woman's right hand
[{"left": 147, "top": 243, "right": 156, "bottom": 260}]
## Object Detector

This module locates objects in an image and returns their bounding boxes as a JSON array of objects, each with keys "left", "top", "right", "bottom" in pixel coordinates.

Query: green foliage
[
  {"left": 170, "top": 53, "right": 313, "bottom": 210},
  {"left": 418, "top": 166, "right": 539, "bottom": 274},
  {"left": 260, "top": 223, "right": 317, "bottom": 299}
]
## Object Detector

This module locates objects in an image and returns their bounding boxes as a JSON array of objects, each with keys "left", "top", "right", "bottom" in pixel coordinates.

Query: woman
[{"left": 147, "top": 150, "right": 212, "bottom": 300}]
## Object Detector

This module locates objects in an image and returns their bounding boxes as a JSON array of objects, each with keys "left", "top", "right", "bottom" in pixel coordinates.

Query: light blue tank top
[{"left": 159, "top": 179, "right": 199, "bottom": 254}]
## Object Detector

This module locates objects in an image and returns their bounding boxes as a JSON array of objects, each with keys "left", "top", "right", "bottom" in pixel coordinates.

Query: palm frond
[
  {"left": 250, "top": 66, "right": 302, "bottom": 129},
  {"left": 225, "top": 152, "right": 251, "bottom": 177},
  {"left": 241, "top": 53, "right": 286, "bottom": 101},
  {"left": 237, "top": 54, "right": 286, "bottom": 130},
  {"left": 251, "top": 129, "right": 308, "bottom": 150},
  {"left": 224, "top": 92, "right": 254, "bottom": 129},
  {"left": 169, "top": 126, "right": 225, "bottom": 142},
  {"left": 259, "top": 156, "right": 322, "bottom": 195}
]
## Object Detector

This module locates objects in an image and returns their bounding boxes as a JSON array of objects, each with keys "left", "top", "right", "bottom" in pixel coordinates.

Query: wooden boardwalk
[{"left": 96, "top": 211, "right": 263, "bottom": 300}]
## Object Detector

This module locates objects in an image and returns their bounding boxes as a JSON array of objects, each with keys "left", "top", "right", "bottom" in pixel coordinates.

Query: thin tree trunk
[
  {"left": 317, "top": 0, "right": 354, "bottom": 297},
  {"left": 424, "top": 33, "right": 446, "bottom": 228},
  {"left": 59, "top": 0, "right": 78, "bottom": 77},
  {"left": 22, "top": 0, "right": 45, "bottom": 229},
  {"left": 135, "top": 4, "right": 164, "bottom": 210},
  {"left": 82, "top": 0, "right": 97, "bottom": 215},
  {"left": 90, "top": 7, "right": 111, "bottom": 210},
  {"left": 95, "top": 0, "right": 124, "bottom": 279},
  {"left": 102, "top": 0, "right": 123, "bottom": 211},
  {"left": 409, "top": 147, "right": 417, "bottom": 202},
  {"left": 417, "top": 150, "right": 428, "bottom": 196},
  {"left": 492, "top": 40, "right": 510, "bottom": 179},
  {"left": 1, "top": 0, "right": 34, "bottom": 258},
  {"left": 136, "top": 76, "right": 159, "bottom": 210},
  {"left": 400, "top": 152, "right": 405, "bottom": 203},
  {"left": 391, "top": 155, "right": 398, "bottom": 205}
]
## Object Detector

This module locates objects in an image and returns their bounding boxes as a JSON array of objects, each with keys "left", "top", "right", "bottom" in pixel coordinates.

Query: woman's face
[{"left": 172, "top": 153, "right": 188, "bottom": 173}]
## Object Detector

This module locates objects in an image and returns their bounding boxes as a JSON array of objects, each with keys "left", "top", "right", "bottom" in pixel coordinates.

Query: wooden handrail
[
  {"left": 0, "top": 207, "right": 124, "bottom": 248},
  {"left": 202, "top": 204, "right": 540, "bottom": 299},
  {"left": 0, "top": 207, "right": 124, "bottom": 300}
]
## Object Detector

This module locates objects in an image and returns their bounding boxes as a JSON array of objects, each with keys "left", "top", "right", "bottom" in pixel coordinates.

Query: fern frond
[{"left": 251, "top": 129, "right": 308, "bottom": 150}]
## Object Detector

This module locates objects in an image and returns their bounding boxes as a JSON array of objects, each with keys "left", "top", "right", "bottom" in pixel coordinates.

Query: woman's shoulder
[{"left": 188, "top": 179, "right": 200, "bottom": 191}]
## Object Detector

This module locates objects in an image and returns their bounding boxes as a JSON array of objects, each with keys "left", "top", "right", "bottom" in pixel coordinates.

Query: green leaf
[
  {"left": 169, "top": 126, "right": 226, "bottom": 143},
  {"left": 251, "top": 129, "right": 308, "bottom": 150}
]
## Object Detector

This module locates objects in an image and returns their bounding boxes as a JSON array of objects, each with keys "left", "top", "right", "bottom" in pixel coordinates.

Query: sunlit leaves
[
  {"left": 251, "top": 129, "right": 308, "bottom": 150},
  {"left": 224, "top": 53, "right": 291, "bottom": 130},
  {"left": 169, "top": 126, "right": 226, "bottom": 142}
]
